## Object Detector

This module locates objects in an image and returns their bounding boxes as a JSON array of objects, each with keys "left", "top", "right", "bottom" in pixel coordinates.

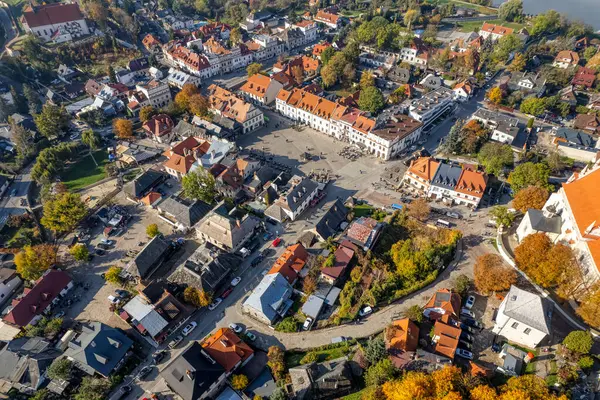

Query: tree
[
  {"left": 11, "top": 121, "right": 34, "bottom": 159},
  {"left": 15, "top": 244, "right": 57, "bottom": 281},
  {"left": 230, "top": 28, "right": 242, "bottom": 45},
  {"left": 470, "top": 385, "right": 497, "bottom": 400},
  {"left": 105, "top": 266, "right": 123, "bottom": 285},
  {"left": 321, "top": 46, "right": 335, "bottom": 65},
  {"left": 175, "top": 83, "right": 200, "bottom": 110},
  {"left": 383, "top": 370, "right": 434, "bottom": 400},
  {"left": 474, "top": 254, "right": 517, "bottom": 294},
  {"left": 189, "top": 94, "right": 210, "bottom": 117},
  {"left": 113, "top": 118, "right": 133, "bottom": 139},
  {"left": 498, "top": 0, "right": 523, "bottom": 22},
  {"left": 453, "top": 274, "right": 471, "bottom": 297},
  {"left": 70, "top": 244, "right": 89, "bottom": 262},
  {"left": 520, "top": 97, "right": 546, "bottom": 116},
  {"left": 507, "top": 52, "right": 526, "bottom": 72},
  {"left": 275, "top": 317, "right": 298, "bottom": 332},
  {"left": 107, "top": 65, "right": 117, "bottom": 83},
  {"left": 182, "top": 168, "right": 217, "bottom": 203},
  {"left": 0, "top": 96, "right": 13, "bottom": 123},
  {"left": 364, "top": 338, "right": 387, "bottom": 364},
  {"left": 365, "top": 359, "right": 396, "bottom": 387},
  {"left": 512, "top": 186, "right": 549, "bottom": 213},
  {"left": 360, "top": 71, "right": 375, "bottom": 90},
  {"left": 270, "top": 388, "right": 287, "bottom": 400},
  {"left": 404, "top": 305, "right": 424, "bottom": 323},
  {"left": 577, "top": 284, "right": 600, "bottom": 328},
  {"left": 10, "top": 86, "right": 27, "bottom": 114},
  {"left": 508, "top": 162, "right": 552, "bottom": 193},
  {"left": 530, "top": 10, "right": 562, "bottom": 36},
  {"left": 139, "top": 105, "right": 156, "bottom": 122},
  {"left": 407, "top": 198, "right": 430, "bottom": 221},
  {"left": 73, "top": 377, "right": 111, "bottom": 400},
  {"left": 30, "top": 389, "right": 49, "bottom": 400},
  {"left": 403, "top": 9, "right": 420, "bottom": 31},
  {"left": 358, "top": 86, "right": 385, "bottom": 114},
  {"left": 47, "top": 358, "right": 72, "bottom": 381},
  {"left": 303, "top": 275, "right": 317, "bottom": 294},
  {"left": 41, "top": 192, "right": 87, "bottom": 233},
  {"left": 562, "top": 330, "right": 593, "bottom": 354},
  {"left": 24, "top": 84, "right": 41, "bottom": 115},
  {"left": 184, "top": 287, "right": 211, "bottom": 307},
  {"left": 82, "top": 129, "right": 101, "bottom": 166},
  {"left": 247, "top": 63, "right": 263, "bottom": 77},
  {"left": 146, "top": 223, "right": 160, "bottom": 238},
  {"left": 493, "top": 34, "right": 523, "bottom": 64},
  {"left": 477, "top": 142, "right": 513, "bottom": 176},
  {"left": 231, "top": 374, "right": 249, "bottom": 390},
  {"left": 486, "top": 87, "right": 504, "bottom": 104},
  {"left": 514, "top": 232, "right": 551, "bottom": 273},
  {"left": 320, "top": 64, "right": 338, "bottom": 88},
  {"left": 267, "top": 346, "right": 286, "bottom": 380},
  {"left": 34, "top": 104, "right": 69, "bottom": 138},
  {"left": 584, "top": 46, "right": 597, "bottom": 62},
  {"left": 490, "top": 206, "right": 515, "bottom": 228}
]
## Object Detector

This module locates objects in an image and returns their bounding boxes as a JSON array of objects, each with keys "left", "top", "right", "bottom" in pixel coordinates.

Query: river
[{"left": 493, "top": 0, "right": 600, "bottom": 30}]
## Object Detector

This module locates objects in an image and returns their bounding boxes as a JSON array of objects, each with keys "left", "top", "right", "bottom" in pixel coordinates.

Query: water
[{"left": 493, "top": 0, "right": 600, "bottom": 30}]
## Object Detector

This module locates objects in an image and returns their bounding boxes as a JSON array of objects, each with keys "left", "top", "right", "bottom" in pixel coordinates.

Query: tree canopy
[
  {"left": 477, "top": 142, "right": 513, "bottom": 176},
  {"left": 34, "top": 104, "right": 69, "bottom": 138},
  {"left": 562, "top": 330, "right": 593, "bottom": 354},
  {"left": 358, "top": 86, "right": 385, "bottom": 114},
  {"left": 474, "top": 254, "right": 517, "bottom": 294},
  {"left": 512, "top": 186, "right": 549, "bottom": 213},
  {"left": 15, "top": 244, "right": 57, "bottom": 281},
  {"left": 181, "top": 168, "right": 217, "bottom": 203},
  {"left": 41, "top": 192, "right": 87, "bottom": 233},
  {"left": 508, "top": 162, "right": 552, "bottom": 193},
  {"left": 113, "top": 118, "right": 133, "bottom": 139}
]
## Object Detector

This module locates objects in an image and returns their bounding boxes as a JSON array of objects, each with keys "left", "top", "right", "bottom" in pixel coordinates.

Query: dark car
[
  {"left": 251, "top": 256, "right": 263, "bottom": 267},
  {"left": 97, "top": 243, "right": 111, "bottom": 250},
  {"left": 152, "top": 350, "right": 166, "bottom": 364},
  {"left": 265, "top": 218, "right": 277, "bottom": 226},
  {"left": 461, "top": 318, "right": 483, "bottom": 329},
  {"left": 460, "top": 324, "right": 475, "bottom": 334},
  {"left": 138, "top": 366, "right": 153, "bottom": 380},
  {"left": 261, "top": 248, "right": 274, "bottom": 257},
  {"left": 95, "top": 248, "right": 106, "bottom": 256}
]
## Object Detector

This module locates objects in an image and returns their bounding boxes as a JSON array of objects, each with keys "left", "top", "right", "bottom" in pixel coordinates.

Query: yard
[
  {"left": 455, "top": 19, "right": 526, "bottom": 33},
  {"left": 60, "top": 150, "right": 110, "bottom": 191},
  {"left": 285, "top": 341, "right": 357, "bottom": 369}
]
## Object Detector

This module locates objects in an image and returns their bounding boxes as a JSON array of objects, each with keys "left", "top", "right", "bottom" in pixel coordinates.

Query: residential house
[
  {"left": 196, "top": 205, "right": 259, "bottom": 252},
  {"left": 574, "top": 113, "right": 600, "bottom": 135},
  {"left": 244, "top": 166, "right": 278, "bottom": 195},
  {"left": 453, "top": 81, "right": 474, "bottom": 102},
  {"left": 163, "top": 43, "right": 214, "bottom": 78},
  {"left": 243, "top": 273, "right": 293, "bottom": 325},
  {"left": 63, "top": 322, "right": 133, "bottom": 377},
  {"left": 314, "top": 9, "right": 341, "bottom": 29},
  {"left": 289, "top": 357, "right": 355, "bottom": 400},
  {"left": 553, "top": 50, "right": 580, "bottom": 69},
  {"left": 167, "top": 68, "right": 202, "bottom": 89},
  {"left": 240, "top": 10, "right": 273, "bottom": 31},
  {"left": 345, "top": 217, "right": 383, "bottom": 251},
  {"left": 2, "top": 270, "right": 72, "bottom": 330},
  {"left": 320, "top": 240, "right": 356, "bottom": 284},
  {"left": 172, "top": 120, "right": 208, "bottom": 140},
  {"left": 498, "top": 344, "right": 527, "bottom": 376},
  {"left": 506, "top": 72, "right": 546, "bottom": 98},
  {"left": 386, "top": 66, "right": 411, "bottom": 84},
  {"left": 208, "top": 85, "right": 264, "bottom": 134},
  {"left": 268, "top": 243, "right": 309, "bottom": 285},
  {"left": 572, "top": 66, "right": 596, "bottom": 88},
  {"left": 169, "top": 245, "right": 237, "bottom": 293},
  {"left": 123, "top": 169, "right": 165, "bottom": 201},
  {"left": 143, "top": 114, "right": 176, "bottom": 144},
  {"left": 386, "top": 319, "right": 419, "bottom": 368},
  {"left": 157, "top": 196, "right": 213, "bottom": 231},
  {"left": 197, "top": 22, "right": 232, "bottom": 40},
  {"left": 551, "top": 127, "right": 600, "bottom": 162},
  {"left": 420, "top": 74, "right": 443, "bottom": 91},
  {"left": 201, "top": 328, "right": 254, "bottom": 372},
  {"left": 492, "top": 286, "right": 553, "bottom": 348},
  {"left": 408, "top": 87, "right": 455, "bottom": 128},
  {"left": 84, "top": 79, "right": 103, "bottom": 98},
  {"left": 453, "top": 168, "right": 489, "bottom": 209},
  {"left": 264, "top": 175, "right": 319, "bottom": 222},
  {"left": 214, "top": 157, "right": 261, "bottom": 198},
  {"left": 431, "top": 315, "right": 461, "bottom": 360},
  {"left": 478, "top": 23, "right": 514, "bottom": 41},
  {"left": 403, "top": 156, "right": 440, "bottom": 194},
  {"left": 515, "top": 209, "right": 562, "bottom": 243},
  {"left": 429, "top": 162, "right": 463, "bottom": 203},
  {"left": 163, "top": 136, "right": 210, "bottom": 180},
  {"left": 240, "top": 74, "right": 284, "bottom": 106},
  {"left": 559, "top": 86, "right": 578, "bottom": 106},
  {"left": 21, "top": 3, "right": 89, "bottom": 43},
  {"left": 126, "top": 235, "right": 172, "bottom": 280},
  {"left": 311, "top": 198, "right": 348, "bottom": 241},
  {"left": 472, "top": 108, "right": 527, "bottom": 151},
  {"left": 142, "top": 34, "right": 162, "bottom": 53},
  {"left": 423, "top": 289, "right": 461, "bottom": 320},
  {"left": 0, "top": 268, "right": 22, "bottom": 307},
  {"left": 161, "top": 342, "right": 227, "bottom": 400},
  {"left": 312, "top": 42, "right": 332, "bottom": 59},
  {"left": 134, "top": 80, "right": 172, "bottom": 109},
  {"left": 0, "top": 337, "right": 62, "bottom": 394}
]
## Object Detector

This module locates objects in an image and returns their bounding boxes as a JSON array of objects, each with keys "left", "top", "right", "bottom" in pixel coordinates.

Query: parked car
[
  {"left": 107, "top": 295, "right": 120, "bottom": 304},
  {"left": 460, "top": 332, "right": 473, "bottom": 343},
  {"left": 54, "top": 311, "right": 66, "bottom": 319},
  {"left": 460, "top": 308, "right": 476, "bottom": 319},
  {"left": 115, "top": 289, "right": 129, "bottom": 298},
  {"left": 465, "top": 296, "right": 476, "bottom": 309},
  {"left": 229, "top": 323, "right": 243, "bottom": 334},
  {"left": 231, "top": 277, "right": 242, "bottom": 287},
  {"left": 95, "top": 248, "right": 106, "bottom": 256},
  {"left": 272, "top": 237, "right": 282, "bottom": 247},
  {"left": 455, "top": 348, "right": 474, "bottom": 360},
  {"left": 97, "top": 243, "right": 111, "bottom": 250},
  {"left": 221, "top": 288, "right": 233, "bottom": 299},
  {"left": 100, "top": 239, "right": 115, "bottom": 246},
  {"left": 359, "top": 306, "right": 373, "bottom": 317},
  {"left": 459, "top": 340, "right": 472, "bottom": 350},
  {"left": 303, "top": 317, "right": 313, "bottom": 331},
  {"left": 182, "top": 321, "right": 197, "bottom": 336},
  {"left": 208, "top": 298, "right": 223, "bottom": 311},
  {"left": 138, "top": 366, "right": 153, "bottom": 380},
  {"left": 461, "top": 318, "right": 483, "bottom": 329},
  {"left": 331, "top": 336, "right": 350, "bottom": 344},
  {"left": 251, "top": 256, "right": 263, "bottom": 267},
  {"left": 460, "top": 324, "right": 475, "bottom": 334},
  {"left": 168, "top": 335, "right": 183, "bottom": 349},
  {"left": 245, "top": 332, "right": 257, "bottom": 341},
  {"left": 152, "top": 351, "right": 166, "bottom": 364},
  {"left": 261, "top": 248, "right": 274, "bottom": 257},
  {"left": 263, "top": 232, "right": 273, "bottom": 241}
]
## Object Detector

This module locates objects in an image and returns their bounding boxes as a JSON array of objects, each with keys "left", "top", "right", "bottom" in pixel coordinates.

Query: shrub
[
  {"left": 578, "top": 356, "right": 594, "bottom": 370},
  {"left": 300, "top": 352, "right": 318, "bottom": 365},
  {"left": 563, "top": 331, "right": 593, "bottom": 354},
  {"left": 275, "top": 317, "right": 298, "bottom": 333}
]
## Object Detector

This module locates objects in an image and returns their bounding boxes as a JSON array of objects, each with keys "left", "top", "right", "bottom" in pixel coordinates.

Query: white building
[
  {"left": 478, "top": 23, "right": 515, "bottom": 42},
  {"left": 135, "top": 80, "right": 172, "bottom": 108},
  {"left": 492, "top": 286, "right": 552, "bottom": 349},
  {"left": 265, "top": 176, "right": 319, "bottom": 222},
  {"left": 22, "top": 3, "right": 89, "bottom": 43},
  {"left": 167, "top": 67, "right": 201, "bottom": 89},
  {"left": 0, "top": 269, "right": 21, "bottom": 307},
  {"left": 239, "top": 74, "right": 284, "bottom": 106},
  {"left": 246, "top": 35, "right": 285, "bottom": 62},
  {"left": 208, "top": 84, "right": 264, "bottom": 134},
  {"left": 408, "top": 87, "right": 454, "bottom": 128}
]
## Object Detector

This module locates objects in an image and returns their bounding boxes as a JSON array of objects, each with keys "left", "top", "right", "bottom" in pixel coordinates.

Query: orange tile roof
[
  {"left": 386, "top": 318, "right": 419, "bottom": 352},
  {"left": 244, "top": 41, "right": 261, "bottom": 51},
  {"left": 302, "top": 56, "right": 320, "bottom": 73},
  {"left": 555, "top": 50, "right": 580, "bottom": 64},
  {"left": 201, "top": 328, "right": 254, "bottom": 372},
  {"left": 268, "top": 243, "right": 308, "bottom": 284},
  {"left": 480, "top": 23, "right": 514, "bottom": 36},
  {"left": 204, "top": 37, "right": 231, "bottom": 55},
  {"left": 585, "top": 239, "right": 600, "bottom": 274},
  {"left": 315, "top": 9, "right": 340, "bottom": 24},
  {"left": 563, "top": 167, "right": 600, "bottom": 239},
  {"left": 408, "top": 157, "right": 440, "bottom": 182},
  {"left": 294, "top": 20, "right": 315, "bottom": 28},
  {"left": 163, "top": 154, "right": 196, "bottom": 174},
  {"left": 142, "top": 191, "right": 162, "bottom": 205},
  {"left": 433, "top": 319, "right": 461, "bottom": 359},
  {"left": 240, "top": 74, "right": 273, "bottom": 99},
  {"left": 352, "top": 115, "right": 375, "bottom": 134},
  {"left": 454, "top": 81, "right": 473, "bottom": 95},
  {"left": 425, "top": 289, "right": 461, "bottom": 318},
  {"left": 142, "top": 34, "right": 161, "bottom": 49},
  {"left": 276, "top": 88, "right": 292, "bottom": 102},
  {"left": 312, "top": 42, "right": 331, "bottom": 57},
  {"left": 208, "top": 84, "right": 253, "bottom": 124},
  {"left": 454, "top": 169, "right": 488, "bottom": 199}
]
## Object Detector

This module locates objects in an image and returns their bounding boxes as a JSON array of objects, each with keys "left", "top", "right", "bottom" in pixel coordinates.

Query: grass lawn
[
  {"left": 343, "top": 389, "right": 367, "bottom": 400},
  {"left": 353, "top": 204, "right": 374, "bottom": 218},
  {"left": 285, "top": 344, "right": 355, "bottom": 369},
  {"left": 545, "top": 360, "right": 558, "bottom": 386},
  {"left": 61, "top": 150, "right": 109, "bottom": 191},
  {"left": 456, "top": 19, "right": 525, "bottom": 33}
]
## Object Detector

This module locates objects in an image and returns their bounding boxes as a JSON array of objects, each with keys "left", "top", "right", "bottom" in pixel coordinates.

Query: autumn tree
[
  {"left": 15, "top": 244, "right": 57, "bottom": 281},
  {"left": 70, "top": 244, "right": 89, "bottom": 262},
  {"left": 470, "top": 385, "right": 497, "bottom": 400},
  {"left": 184, "top": 287, "right": 212, "bottom": 307},
  {"left": 486, "top": 87, "right": 504, "bottom": 104},
  {"left": 105, "top": 266, "right": 123, "bottom": 285},
  {"left": 358, "top": 86, "right": 385, "bottom": 114},
  {"left": 231, "top": 374, "right": 249, "bottom": 390},
  {"left": 41, "top": 192, "right": 87, "bottom": 233},
  {"left": 360, "top": 70, "right": 375, "bottom": 90},
  {"left": 563, "top": 330, "right": 593, "bottom": 354},
  {"left": 507, "top": 52, "right": 526, "bottom": 72},
  {"left": 139, "top": 105, "right": 156, "bottom": 122},
  {"left": 407, "top": 198, "right": 430, "bottom": 221},
  {"left": 303, "top": 276, "right": 317, "bottom": 294},
  {"left": 320, "top": 64, "right": 337, "bottom": 88},
  {"left": 189, "top": 94, "right": 210, "bottom": 117},
  {"left": 113, "top": 118, "right": 133, "bottom": 139},
  {"left": 146, "top": 223, "right": 160, "bottom": 238},
  {"left": 247, "top": 63, "right": 263, "bottom": 77},
  {"left": 267, "top": 346, "right": 286, "bottom": 380},
  {"left": 403, "top": 9, "right": 420, "bottom": 31},
  {"left": 577, "top": 283, "right": 600, "bottom": 328},
  {"left": 512, "top": 186, "right": 549, "bottom": 213},
  {"left": 514, "top": 232, "right": 551, "bottom": 275},
  {"left": 229, "top": 28, "right": 242, "bottom": 45},
  {"left": 175, "top": 83, "right": 200, "bottom": 110},
  {"left": 474, "top": 254, "right": 517, "bottom": 294},
  {"left": 404, "top": 305, "right": 424, "bottom": 323}
]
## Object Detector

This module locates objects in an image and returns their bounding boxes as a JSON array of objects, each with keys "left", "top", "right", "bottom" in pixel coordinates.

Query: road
[{"left": 0, "top": 164, "right": 33, "bottom": 232}]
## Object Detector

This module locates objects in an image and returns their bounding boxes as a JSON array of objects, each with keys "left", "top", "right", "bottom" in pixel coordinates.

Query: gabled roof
[
  {"left": 433, "top": 317, "right": 460, "bottom": 359},
  {"left": 314, "top": 198, "right": 348, "bottom": 240},
  {"left": 143, "top": 114, "right": 175, "bottom": 137},
  {"left": 158, "top": 196, "right": 213, "bottom": 228},
  {"left": 0, "top": 337, "right": 60, "bottom": 391},
  {"left": 431, "top": 162, "right": 462, "bottom": 190},
  {"left": 454, "top": 169, "right": 488, "bottom": 199},
  {"left": 424, "top": 289, "right": 461, "bottom": 318},
  {"left": 268, "top": 243, "right": 308, "bottom": 284},
  {"left": 315, "top": 9, "right": 340, "bottom": 24},
  {"left": 126, "top": 235, "right": 171, "bottom": 279},
  {"left": 201, "top": 328, "right": 254, "bottom": 372},
  {"left": 408, "top": 156, "right": 440, "bottom": 182},
  {"left": 503, "top": 286, "right": 553, "bottom": 334},
  {"left": 480, "top": 23, "right": 514, "bottom": 36},
  {"left": 122, "top": 295, "right": 169, "bottom": 337},
  {"left": 123, "top": 169, "right": 164, "bottom": 199},
  {"left": 346, "top": 217, "right": 379, "bottom": 247},
  {"left": 22, "top": 3, "right": 84, "bottom": 28},
  {"left": 572, "top": 66, "right": 596, "bottom": 87},
  {"left": 175, "top": 249, "right": 237, "bottom": 293},
  {"left": 241, "top": 74, "right": 275, "bottom": 99},
  {"left": 243, "top": 273, "right": 293, "bottom": 323},
  {"left": 523, "top": 209, "right": 562, "bottom": 234},
  {"left": 555, "top": 50, "right": 580, "bottom": 64},
  {"left": 3, "top": 270, "right": 71, "bottom": 327},
  {"left": 321, "top": 242, "right": 354, "bottom": 280},
  {"left": 562, "top": 166, "right": 600, "bottom": 239},
  {"left": 386, "top": 318, "right": 419, "bottom": 353}
]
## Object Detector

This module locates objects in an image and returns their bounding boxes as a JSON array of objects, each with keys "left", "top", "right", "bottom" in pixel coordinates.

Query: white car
[
  {"left": 460, "top": 308, "right": 476, "bottom": 319},
  {"left": 261, "top": 269, "right": 269, "bottom": 276},
  {"left": 359, "top": 306, "right": 373, "bottom": 317},
  {"left": 465, "top": 295, "right": 476, "bottom": 309},
  {"left": 107, "top": 295, "right": 120, "bottom": 304},
  {"left": 100, "top": 239, "right": 115, "bottom": 246},
  {"left": 182, "top": 321, "right": 197, "bottom": 336},
  {"left": 229, "top": 323, "right": 243, "bottom": 333},
  {"left": 456, "top": 348, "right": 474, "bottom": 360},
  {"left": 303, "top": 317, "right": 313, "bottom": 331},
  {"left": 208, "top": 298, "right": 222, "bottom": 311},
  {"left": 231, "top": 276, "right": 242, "bottom": 287}
]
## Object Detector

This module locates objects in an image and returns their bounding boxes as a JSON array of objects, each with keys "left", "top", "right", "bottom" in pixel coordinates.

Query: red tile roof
[
  {"left": 386, "top": 318, "right": 419, "bottom": 353},
  {"left": 23, "top": 3, "right": 84, "bottom": 28},
  {"left": 433, "top": 317, "right": 461, "bottom": 359},
  {"left": 268, "top": 243, "right": 308, "bottom": 284},
  {"left": 202, "top": 328, "right": 254, "bottom": 371},
  {"left": 143, "top": 114, "right": 175, "bottom": 137},
  {"left": 346, "top": 217, "right": 378, "bottom": 245},
  {"left": 408, "top": 156, "right": 440, "bottom": 182},
  {"left": 572, "top": 66, "right": 596, "bottom": 88},
  {"left": 454, "top": 169, "right": 488, "bottom": 199},
  {"left": 424, "top": 289, "right": 462, "bottom": 319},
  {"left": 321, "top": 242, "right": 354, "bottom": 280},
  {"left": 480, "top": 23, "right": 514, "bottom": 36},
  {"left": 315, "top": 9, "right": 340, "bottom": 24}
]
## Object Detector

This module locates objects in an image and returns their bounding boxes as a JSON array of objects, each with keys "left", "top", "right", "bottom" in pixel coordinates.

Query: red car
[
  {"left": 221, "top": 288, "right": 233, "bottom": 298},
  {"left": 272, "top": 237, "right": 282, "bottom": 247}
]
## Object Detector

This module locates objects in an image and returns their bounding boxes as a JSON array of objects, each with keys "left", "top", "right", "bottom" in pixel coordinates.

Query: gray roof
[
  {"left": 264, "top": 204, "right": 287, "bottom": 223},
  {"left": 503, "top": 286, "right": 553, "bottom": 334},
  {"left": 420, "top": 74, "right": 442, "bottom": 90},
  {"left": 172, "top": 120, "right": 207, "bottom": 139},
  {"left": 63, "top": 322, "right": 133, "bottom": 377},
  {"left": 158, "top": 196, "right": 213, "bottom": 228},
  {"left": 127, "top": 235, "right": 171, "bottom": 279},
  {"left": 0, "top": 337, "right": 61, "bottom": 391},
  {"left": 473, "top": 108, "right": 520, "bottom": 127},
  {"left": 314, "top": 198, "right": 348, "bottom": 240},
  {"left": 282, "top": 177, "right": 318, "bottom": 214},
  {"left": 123, "top": 169, "right": 164, "bottom": 199},
  {"left": 555, "top": 127, "right": 596, "bottom": 148},
  {"left": 197, "top": 210, "right": 259, "bottom": 249},
  {"left": 431, "top": 162, "right": 462, "bottom": 190},
  {"left": 161, "top": 342, "right": 226, "bottom": 400},
  {"left": 289, "top": 357, "right": 354, "bottom": 400},
  {"left": 387, "top": 66, "right": 410, "bottom": 83},
  {"left": 243, "top": 273, "right": 293, "bottom": 323},
  {"left": 302, "top": 295, "right": 325, "bottom": 319},
  {"left": 525, "top": 209, "right": 562, "bottom": 234},
  {"left": 122, "top": 295, "right": 169, "bottom": 337},
  {"left": 170, "top": 246, "right": 238, "bottom": 292}
]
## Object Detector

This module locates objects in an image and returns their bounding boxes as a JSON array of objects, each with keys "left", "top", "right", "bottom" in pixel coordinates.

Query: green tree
[
  {"left": 275, "top": 317, "right": 298, "bottom": 332},
  {"left": 364, "top": 337, "right": 387, "bottom": 364},
  {"left": 270, "top": 388, "right": 287, "bottom": 400},
  {"left": 73, "top": 377, "right": 111, "bottom": 400},
  {"left": 360, "top": 71, "right": 375, "bottom": 90},
  {"left": 492, "top": 34, "right": 523, "bottom": 63},
  {"left": 247, "top": 63, "right": 263, "bottom": 77},
  {"left": 578, "top": 356, "right": 594, "bottom": 370},
  {"left": 320, "top": 64, "right": 338, "bottom": 88},
  {"left": 584, "top": 47, "right": 597, "bottom": 62},
  {"left": 41, "top": 192, "right": 87, "bottom": 233},
  {"left": 104, "top": 266, "right": 123, "bottom": 285},
  {"left": 300, "top": 351, "right": 318, "bottom": 364},
  {"left": 181, "top": 168, "right": 217, "bottom": 203},
  {"left": 477, "top": 142, "right": 514, "bottom": 176},
  {"left": 498, "top": 0, "right": 523, "bottom": 22},
  {"left": 530, "top": 10, "right": 562, "bottom": 36},
  {"left": 358, "top": 86, "right": 385, "bottom": 114},
  {"left": 34, "top": 104, "right": 69, "bottom": 138},
  {"left": 30, "top": 389, "right": 49, "bottom": 400},
  {"left": 0, "top": 95, "right": 13, "bottom": 123},
  {"left": 321, "top": 46, "right": 336, "bottom": 65},
  {"left": 229, "top": 27, "right": 242, "bottom": 45},
  {"left": 47, "top": 358, "right": 72, "bottom": 381},
  {"left": 562, "top": 331, "right": 593, "bottom": 354},
  {"left": 15, "top": 244, "right": 57, "bottom": 281},
  {"left": 139, "top": 105, "right": 156, "bottom": 122},
  {"left": 70, "top": 243, "right": 89, "bottom": 262},
  {"left": 82, "top": 129, "right": 101, "bottom": 166},
  {"left": 452, "top": 274, "right": 471, "bottom": 297},
  {"left": 10, "top": 86, "right": 27, "bottom": 114},
  {"left": 404, "top": 305, "right": 424, "bottom": 323},
  {"left": 146, "top": 223, "right": 160, "bottom": 238},
  {"left": 365, "top": 359, "right": 396, "bottom": 387},
  {"left": 107, "top": 65, "right": 117, "bottom": 83},
  {"left": 11, "top": 121, "right": 34, "bottom": 159},
  {"left": 490, "top": 206, "right": 515, "bottom": 227},
  {"left": 520, "top": 97, "right": 546, "bottom": 116},
  {"left": 507, "top": 52, "right": 526, "bottom": 72},
  {"left": 508, "top": 162, "right": 552, "bottom": 193}
]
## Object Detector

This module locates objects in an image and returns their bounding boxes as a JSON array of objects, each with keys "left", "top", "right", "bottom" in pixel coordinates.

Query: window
[
  {"left": 511, "top": 322, "right": 519, "bottom": 329},
  {"left": 524, "top": 328, "right": 531, "bottom": 335}
]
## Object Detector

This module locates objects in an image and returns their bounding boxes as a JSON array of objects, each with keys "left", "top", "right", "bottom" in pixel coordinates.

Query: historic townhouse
[
  {"left": 208, "top": 85, "right": 264, "bottom": 134},
  {"left": 240, "top": 74, "right": 284, "bottom": 106},
  {"left": 203, "top": 37, "right": 253, "bottom": 74},
  {"left": 245, "top": 35, "right": 285, "bottom": 61},
  {"left": 163, "top": 43, "right": 216, "bottom": 78}
]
